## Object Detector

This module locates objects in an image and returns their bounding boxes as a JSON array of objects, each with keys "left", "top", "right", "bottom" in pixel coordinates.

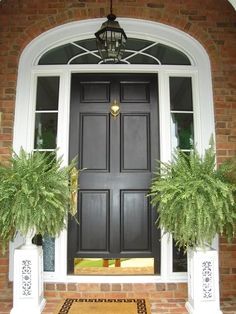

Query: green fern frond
[
  {"left": 0, "top": 148, "right": 79, "bottom": 254},
  {"left": 149, "top": 145, "right": 236, "bottom": 251}
]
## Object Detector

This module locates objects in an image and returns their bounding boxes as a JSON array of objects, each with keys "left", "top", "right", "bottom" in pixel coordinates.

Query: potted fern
[
  {"left": 0, "top": 148, "right": 78, "bottom": 314},
  {"left": 149, "top": 144, "right": 236, "bottom": 314}
]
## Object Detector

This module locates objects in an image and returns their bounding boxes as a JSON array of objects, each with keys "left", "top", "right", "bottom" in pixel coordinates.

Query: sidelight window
[{"left": 33, "top": 76, "right": 60, "bottom": 272}]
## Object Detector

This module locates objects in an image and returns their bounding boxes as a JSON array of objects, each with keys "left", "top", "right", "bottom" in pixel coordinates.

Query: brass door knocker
[{"left": 110, "top": 99, "right": 120, "bottom": 118}]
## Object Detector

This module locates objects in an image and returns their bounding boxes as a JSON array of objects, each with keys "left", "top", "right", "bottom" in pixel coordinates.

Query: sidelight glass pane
[
  {"left": 34, "top": 113, "right": 57, "bottom": 149},
  {"left": 43, "top": 236, "right": 55, "bottom": 272},
  {"left": 173, "top": 240, "right": 187, "bottom": 272},
  {"left": 170, "top": 77, "right": 193, "bottom": 111},
  {"left": 36, "top": 77, "right": 59, "bottom": 110},
  {"left": 171, "top": 113, "right": 194, "bottom": 150}
]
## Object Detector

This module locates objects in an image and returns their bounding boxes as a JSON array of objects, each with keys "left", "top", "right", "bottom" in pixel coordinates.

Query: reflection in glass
[
  {"left": 173, "top": 240, "right": 187, "bottom": 272},
  {"left": 34, "top": 113, "right": 58, "bottom": 149},
  {"left": 36, "top": 77, "right": 59, "bottom": 110},
  {"left": 170, "top": 77, "right": 193, "bottom": 111},
  {"left": 43, "top": 236, "right": 55, "bottom": 272},
  {"left": 171, "top": 113, "right": 194, "bottom": 150},
  {"left": 73, "top": 258, "right": 155, "bottom": 275}
]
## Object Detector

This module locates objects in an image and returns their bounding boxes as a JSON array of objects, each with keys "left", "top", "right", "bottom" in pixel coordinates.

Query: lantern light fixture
[{"left": 95, "top": 0, "right": 127, "bottom": 63}]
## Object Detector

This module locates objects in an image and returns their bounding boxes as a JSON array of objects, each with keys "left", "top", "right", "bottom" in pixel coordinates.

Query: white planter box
[
  {"left": 10, "top": 244, "right": 46, "bottom": 314},
  {"left": 185, "top": 248, "right": 222, "bottom": 314}
]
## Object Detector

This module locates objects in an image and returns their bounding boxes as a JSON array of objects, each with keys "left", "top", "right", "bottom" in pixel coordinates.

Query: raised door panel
[
  {"left": 80, "top": 113, "right": 110, "bottom": 171},
  {"left": 121, "top": 114, "right": 150, "bottom": 171},
  {"left": 79, "top": 190, "right": 110, "bottom": 252},
  {"left": 80, "top": 82, "right": 110, "bottom": 103},
  {"left": 120, "top": 82, "right": 150, "bottom": 103},
  {"left": 121, "top": 191, "right": 151, "bottom": 252}
]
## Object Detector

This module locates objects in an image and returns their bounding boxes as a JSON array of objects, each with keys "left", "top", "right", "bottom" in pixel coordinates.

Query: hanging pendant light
[{"left": 95, "top": 0, "right": 127, "bottom": 63}]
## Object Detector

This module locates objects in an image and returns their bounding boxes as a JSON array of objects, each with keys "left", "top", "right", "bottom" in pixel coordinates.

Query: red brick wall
[
  {"left": 0, "top": 0, "right": 235, "bottom": 304},
  {"left": 43, "top": 283, "right": 188, "bottom": 313}
]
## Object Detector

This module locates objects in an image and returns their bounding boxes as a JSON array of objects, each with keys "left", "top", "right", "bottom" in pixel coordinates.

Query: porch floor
[{"left": 0, "top": 297, "right": 236, "bottom": 314}]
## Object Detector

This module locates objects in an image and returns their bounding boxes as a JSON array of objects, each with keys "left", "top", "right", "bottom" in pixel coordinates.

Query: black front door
[{"left": 68, "top": 73, "right": 160, "bottom": 274}]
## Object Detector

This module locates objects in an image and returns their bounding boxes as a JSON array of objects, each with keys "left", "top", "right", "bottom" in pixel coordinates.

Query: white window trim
[{"left": 11, "top": 18, "right": 215, "bottom": 283}]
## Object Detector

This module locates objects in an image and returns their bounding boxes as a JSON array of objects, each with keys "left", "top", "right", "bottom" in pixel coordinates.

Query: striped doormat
[{"left": 55, "top": 298, "right": 151, "bottom": 314}]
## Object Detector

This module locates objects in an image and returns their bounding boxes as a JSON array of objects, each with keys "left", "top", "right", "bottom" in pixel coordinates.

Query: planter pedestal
[
  {"left": 185, "top": 248, "right": 222, "bottom": 314},
  {"left": 10, "top": 244, "right": 46, "bottom": 314}
]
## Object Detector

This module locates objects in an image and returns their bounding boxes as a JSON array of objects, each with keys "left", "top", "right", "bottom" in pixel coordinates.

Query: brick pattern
[
  {"left": 0, "top": 0, "right": 235, "bottom": 306},
  {"left": 0, "top": 243, "right": 12, "bottom": 302},
  {"left": 42, "top": 283, "right": 188, "bottom": 314}
]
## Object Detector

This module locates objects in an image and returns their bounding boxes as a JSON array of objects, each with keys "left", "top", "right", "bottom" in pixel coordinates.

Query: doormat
[{"left": 55, "top": 298, "right": 151, "bottom": 314}]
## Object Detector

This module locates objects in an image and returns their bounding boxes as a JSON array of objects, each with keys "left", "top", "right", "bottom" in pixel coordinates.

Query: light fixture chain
[{"left": 110, "top": 0, "right": 113, "bottom": 15}]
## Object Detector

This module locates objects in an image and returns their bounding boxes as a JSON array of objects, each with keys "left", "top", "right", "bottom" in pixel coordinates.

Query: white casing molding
[{"left": 12, "top": 18, "right": 215, "bottom": 283}]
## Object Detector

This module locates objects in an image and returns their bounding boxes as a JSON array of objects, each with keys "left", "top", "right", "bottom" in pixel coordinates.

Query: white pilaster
[
  {"left": 185, "top": 248, "right": 222, "bottom": 314},
  {"left": 10, "top": 245, "right": 46, "bottom": 314}
]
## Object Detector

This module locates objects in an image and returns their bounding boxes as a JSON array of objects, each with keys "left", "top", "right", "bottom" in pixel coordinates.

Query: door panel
[
  {"left": 68, "top": 73, "right": 160, "bottom": 274},
  {"left": 121, "top": 190, "right": 151, "bottom": 252},
  {"left": 79, "top": 190, "right": 109, "bottom": 252},
  {"left": 80, "top": 114, "right": 110, "bottom": 171},
  {"left": 120, "top": 81, "right": 150, "bottom": 103},
  {"left": 80, "top": 82, "right": 110, "bottom": 103},
  {"left": 121, "top": 114, "right": 150, "bottom": 171}
]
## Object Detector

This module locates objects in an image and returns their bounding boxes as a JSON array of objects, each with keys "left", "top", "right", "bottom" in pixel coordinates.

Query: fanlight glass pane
[
  {"left": 126, "top": 54, "right": 159, "bottom": 64},
  {"left": 74, "top": 38, "right": 98, "bottom": 51},
  {"left": 38, "top": 38, "right": 191, "bottom": 65},
  {"left": 145, "top": 44, "right": 191, "bottom": 65},
  {"left": 70, "top": 54, "right": 100, "bottom": 64},
  {"left": 125, "top": 38, "right": 153, "bottom": 51},
  {"left": 39, "top": 43, "right": 83, "bottom": 65}
]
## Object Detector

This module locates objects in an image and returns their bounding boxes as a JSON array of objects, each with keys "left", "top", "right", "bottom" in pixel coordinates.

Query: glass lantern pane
[
  {"left": 36, "top": 77, "right": 59, "bottom": 110},
  {"left": 43, "top": 236, "right": 55, "bottom": 272},
  {"left": 170, "top": 77, "right": 193, "bottom": 111},
  {"left": 34, "top": 113, "right": 58, "bottom": 149},
  {"left": 173, "top": 240, "right": 187, "bottom": 272},
  {"left": 171, "top": 113, "right": 194, "bottom": 150}
]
